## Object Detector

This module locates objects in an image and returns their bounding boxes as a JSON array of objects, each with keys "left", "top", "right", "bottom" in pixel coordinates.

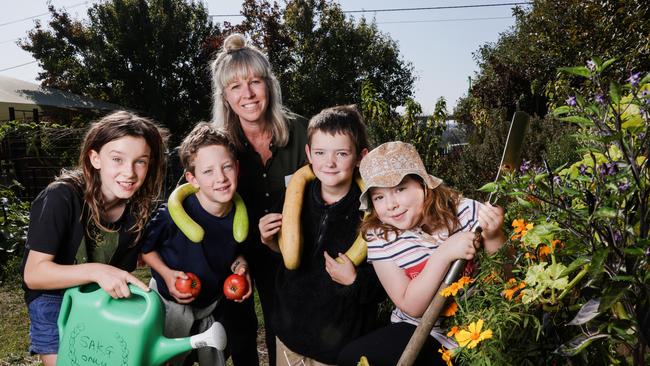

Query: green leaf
[
  {"left": 559, "top": 66, "right": 591, "bottom": 78},
  {"left": 600, "top": 58, "right": 616, "bottom": 72},
  {"left": 610, "top": 275, "right": 634, "bottom": 282},
  {"left": 477, "top": 182, "right": 497, "bottom": 193},
  {"left": 640, "top": 73, "right": 650, "bottom": 85},
  {"left": 587, "top": 248, "right": 610, "bottom": 283},
  {"left": 552, "top": 105, "right": 572, "bottom": 116},
  {"left": 559, "top": 116, "right": 594, "bottom": 126},
  {"left": 609, "top": 81, "right": 621, "bottom": 103},
  {"left": 623, "top": 247, "right": 645, "bottom": 257},
  {"left": 594, "top": 207, "right": 618, "bottom": 219},
  {"left": 567, "top": 298, "right": 601, "bottom": 325},
  {"left": 554, "top": 333, "right": 609, "bottom": 356},
  {"left": 515, "top": 196, "right": 533, "bottom": 208},
  {"left": 560, "top": 257, "right": 590, "bottom": 277},
  {"left": 599, "top": 286, "right": 627, "bottom": 313}
]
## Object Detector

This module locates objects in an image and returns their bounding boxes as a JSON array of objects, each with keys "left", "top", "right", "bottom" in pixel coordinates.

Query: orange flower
[
  {"left": 447, "top": 326, "right": 459, "bottom": 337},
  {"left": 503, "top": 279, "right": 526, "bottom": 301},
  {"left": 524, "top": 252, "right": 536, "bottom": 260},
  {"left": 441, "top": 301, "right": 458, "bottom": 317},
  {"left": 438, "top": 347, "right": 453, "bottom": 366},
  {"left": 511, "top": 219, "right": 534, "bottom": 240},
  {"left": 440, "top": 276, "right": 474, "bottom": 297},
  {"left": 538, "top": 244, "right": 552, "bottom": 260},
  {"left": 454, "top": 319, "right": 493, "bottom": 349},
  {"left": 483, "top": 271, "right": 499, "bottom": 284},
  {"left": 551, "top": 239, "right": 564, "bottom": 250}
]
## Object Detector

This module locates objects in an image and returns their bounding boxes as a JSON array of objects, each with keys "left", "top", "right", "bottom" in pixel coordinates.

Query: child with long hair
[
  {"left": 21, "top": 110, "right": 168, "bottom": 366},
  {"left": 338, "top": 141, "right": 505, "bottom": 365}
]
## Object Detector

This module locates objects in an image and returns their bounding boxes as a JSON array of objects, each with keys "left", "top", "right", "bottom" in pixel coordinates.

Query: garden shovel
[{"left": 397, "top": 111, "right": 530, "bottom": 366}]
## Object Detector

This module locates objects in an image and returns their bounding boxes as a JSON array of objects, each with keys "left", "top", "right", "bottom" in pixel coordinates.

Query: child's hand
[
  {"left": 438, "top": 231, "right": 477, "bottom": 262},
  {"left": 478, "top": 203, "right": 506, "bottom": 254},
  {"left": 259, "top": 213, "right": 282, "bottom": 252},
  {"left": 167, "top": 271, "right": 195, "bottom": 304},
  {"left": 324, "top": 252, "right": 357, "bottom": 286},
  {"left": 478, "top": 203, "right": 505, "bottom": 240},
  {"left": 233, "top": 263, "right": 253, "bottom": 302},
  {"left": 91, "top": 263, "right": 149, "bottom": 299}
]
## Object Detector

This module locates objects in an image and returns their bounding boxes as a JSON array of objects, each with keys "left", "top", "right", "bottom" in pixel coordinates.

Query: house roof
[{"left": 0, "top": 75, "right": 121, "bottom": 111}]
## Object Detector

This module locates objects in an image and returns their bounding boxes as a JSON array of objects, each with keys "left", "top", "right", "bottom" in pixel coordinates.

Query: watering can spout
[{"left": 151, "top": 322, "right": 227, "bottom": 366}]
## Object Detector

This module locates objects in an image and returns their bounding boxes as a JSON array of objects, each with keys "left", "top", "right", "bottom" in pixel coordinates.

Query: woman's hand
[
  {"left": 90, "top": 263, "right": 149, "bottom": 299},
  {"left": 258, "top": 213, "right": 282, "bottom": 252},
  {"left": 324, "top": 252, "right": 357, "bottom": 285},
  {"left": 164, "top": 270, "right": 194, "bottom": 304}
]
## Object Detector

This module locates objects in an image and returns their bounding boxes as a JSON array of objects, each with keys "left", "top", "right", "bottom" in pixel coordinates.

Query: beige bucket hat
[{"left": 359, "top": 141, "right": 443, "bottom": 211}]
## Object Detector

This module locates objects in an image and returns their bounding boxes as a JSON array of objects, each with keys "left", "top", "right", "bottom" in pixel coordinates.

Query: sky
[{"left": 0, "top": 0, "right": 526, "bottom": 114}]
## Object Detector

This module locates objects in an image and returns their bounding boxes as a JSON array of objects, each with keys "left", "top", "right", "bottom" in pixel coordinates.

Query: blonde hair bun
[{"left": 224, "top": 33, "right": 246, "bottom": 52}]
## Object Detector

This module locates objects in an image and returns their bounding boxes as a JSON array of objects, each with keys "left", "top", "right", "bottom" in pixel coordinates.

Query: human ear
[
  {"left": 356, "top": 148, "right": 369, "bottom": 166},
  {"left": 305, "top": 144, "right": 313, "bottom": 165},
  {"left": 185, "top": 170, "right": 200, "bottom": 189},
  {"left": 89, "top": 150, "right": 101, "bottom": 169}
]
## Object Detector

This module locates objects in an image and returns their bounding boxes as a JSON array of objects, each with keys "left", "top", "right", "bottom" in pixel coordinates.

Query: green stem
[{"left": 557, "top": 264, "right": 591, "bottom": 301}]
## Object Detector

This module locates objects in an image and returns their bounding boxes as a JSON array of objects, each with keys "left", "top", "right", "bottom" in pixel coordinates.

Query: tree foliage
[
  {"left": 20, "top": 0, "right": 221, "bottom": 141},
  {"left": 457, "top": 0, "right": 650, "bottom": 123},
  {"left": 229, "top": 0, "right": 416, "bottom": 118}
]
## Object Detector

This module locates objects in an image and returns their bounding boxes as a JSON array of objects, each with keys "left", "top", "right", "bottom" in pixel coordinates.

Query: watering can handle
[
  {"left": 57, "top": 286, "right": 77, "bottom": 336},
  {"left": 98, "top": 284, "right": 156, "bottom": 324}
]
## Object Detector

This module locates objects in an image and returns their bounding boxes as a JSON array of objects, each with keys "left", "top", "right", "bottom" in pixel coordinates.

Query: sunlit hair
[
  {"left": 57, "top": 111, "right": 168, "bottom": 245},
  {"left": 307, "top": 105, "right": 369, "bottom": 155},
  {"left": 179, "top": 122, "right": 236, "bottom": 174},
  {"left": 210, "top": 33, "right": 293, "bottom": 151},
  {"left": 360, "top": 175, "right": 461, "bottom": 240}
]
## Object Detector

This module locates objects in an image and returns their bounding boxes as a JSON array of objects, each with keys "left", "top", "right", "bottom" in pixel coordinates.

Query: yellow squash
[
  {"left": 278, "top": 165, "right": 368, "bottom": 269},
  {"left": 168, "top": 183, "right": 249, "bottom": 243}
]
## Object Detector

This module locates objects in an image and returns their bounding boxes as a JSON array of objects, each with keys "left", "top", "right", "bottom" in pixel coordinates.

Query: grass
[{"left": 0, "top": 266, "right": 269, "bottom": 366}]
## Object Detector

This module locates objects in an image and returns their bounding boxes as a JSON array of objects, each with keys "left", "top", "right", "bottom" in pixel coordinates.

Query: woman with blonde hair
[{"left": 210, "top": 33, "right": 308, "bottom": 366}]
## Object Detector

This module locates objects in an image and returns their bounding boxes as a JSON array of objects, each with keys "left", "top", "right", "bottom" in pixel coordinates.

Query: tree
[
  {"left": 229, "top": 0, "right": 415, "bottom": 118},
  {"left": 458, "top": 0, "right": 650, "bottom": 122},
  {"left": 21, "top": 0, "right": 221, "bottom": 141}
]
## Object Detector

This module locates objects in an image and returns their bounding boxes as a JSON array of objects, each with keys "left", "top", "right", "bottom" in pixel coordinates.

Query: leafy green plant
[
  {"left": 440, "top": 60, "right": 649, "bottom": 365},
  {"left": 0, "top": 183, "right": 29, "bottom": 286}
]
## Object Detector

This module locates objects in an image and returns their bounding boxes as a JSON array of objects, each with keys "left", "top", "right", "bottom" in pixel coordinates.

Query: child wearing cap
[
  {"left": 338, "top": 141, "right": 505, "bottom": 366},
  {"left": 258, "top": 106, "right": 386, "bottom": 365}
]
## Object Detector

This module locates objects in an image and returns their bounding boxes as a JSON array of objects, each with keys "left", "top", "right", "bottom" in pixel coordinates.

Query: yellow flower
[
  {"left": 447, "top": 326, "right": 459, "bottom": 337},
  {"left": 441, "top": 301, "right": 458, "bottom": 317},
  {"left": 438, "top": 347, "right": 453, "bottom": 366},
  {"left": 454, "top": 319, "right": 493, "bottom": 349},
  {"left": 482, "top": 270, "right": 499, "bottom": 284}
]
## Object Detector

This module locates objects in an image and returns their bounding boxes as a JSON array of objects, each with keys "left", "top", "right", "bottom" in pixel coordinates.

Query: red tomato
[
  {"left": 223, "top": 274, "right": 249, "bottom": 301},
  {"left": 175, "top": 272, "right": 201, "bottom": 297}
]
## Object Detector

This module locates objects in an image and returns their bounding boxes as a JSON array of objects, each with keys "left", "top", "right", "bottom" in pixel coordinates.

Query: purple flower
[
  {"left": 566, "top": 96, "right": 577, "bottom": 106},
  {"left": 553, "top": 175, "right": 562, "bottom": 185},
  {"left": 627, "top": 72, "right": 641, "bottom": 87},
  {"left": 639, "top": 133, "right": 646, "bottom": 140},
  {"left": 519, "top": 160, "right": 531, "bottom": 174},
  {"left": 612, "top": 231, "right": 622, "bottom": 244},
  {"left": 599, "top": 162, "right": 618, "bottom": 176},
  {"left": 594, "top": 94, "right": 606, "bottom": 104},
  {"left": 578, "top": 164, "right": 589, "bottom": 175},
  {"left": 618, "top": 181, "right": 630, "bottom": 192},
  {"left": 586, "top": 60, "right": 596, "bottom": 71}
]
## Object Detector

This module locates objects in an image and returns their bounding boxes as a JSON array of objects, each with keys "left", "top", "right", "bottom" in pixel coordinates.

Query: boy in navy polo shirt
[{"left": 142, "top": 122, "right": 252, "bottom": 366}]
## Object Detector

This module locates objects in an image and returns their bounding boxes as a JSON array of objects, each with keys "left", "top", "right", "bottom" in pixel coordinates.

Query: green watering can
[{"left": 57, "top": 283, "right": 226, "bottom": 366}]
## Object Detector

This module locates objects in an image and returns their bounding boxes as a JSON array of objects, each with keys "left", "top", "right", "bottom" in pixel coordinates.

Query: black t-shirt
[
  {"left": 21, "top": 182, "right": 140, "bottom": 305},
  {"left": 273, "top": 180, "right": 386, "bottom": 363},
  {"left": 141, "top": 194, "right": 240, "bottom": 308}
]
